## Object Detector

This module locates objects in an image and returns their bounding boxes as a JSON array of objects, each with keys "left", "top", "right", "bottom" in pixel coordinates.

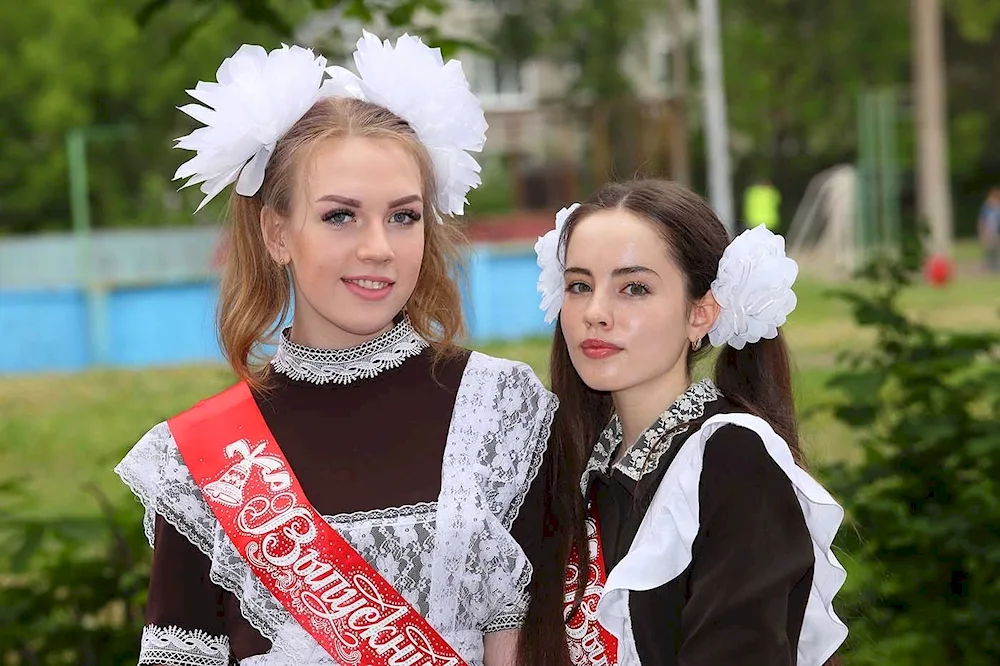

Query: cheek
[
  {"left": 395, "top": 229, "right": 425, "bottom": 275},
  {"left": 558, "top": 299, "right": 587, "bottom": 343},
  {"left": 621, "top": 297, "right": 688, "bottom": 342},
  {"left": 289, "top": 226, "right": 350, "bottom": 274}
]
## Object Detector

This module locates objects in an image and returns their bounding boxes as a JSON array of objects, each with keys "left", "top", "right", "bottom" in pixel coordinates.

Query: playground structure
[{"left": 786, "top": 88, "right": 905, "bottom": 277}]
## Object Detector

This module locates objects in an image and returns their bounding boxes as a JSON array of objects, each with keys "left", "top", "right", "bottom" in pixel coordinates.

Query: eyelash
[
  {"left": 321, "top": 208, "right": 354, "bottom": 224},
  {"left": 624, "top": 282, "right": 650, "bottom": 296},
  {"left": 564, "top": 281, "right": 650, "bottom": 296},
  {"left": 391, "top": 209, "right": 422, "bottom": 225},
  {"left": 320, "top": 208, "right": 423, "bottom": 226}
]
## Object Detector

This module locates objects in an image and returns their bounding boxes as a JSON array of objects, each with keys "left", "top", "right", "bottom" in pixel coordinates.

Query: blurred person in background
[
  {"left": 114, "top": 33, "right": 554, "bottom": 666},
  {"left": 978, "top": 187, "right": 1000, "bottom": 273},
  {"left": 743, "top": 177, "right": 782, "bottom": 233}
]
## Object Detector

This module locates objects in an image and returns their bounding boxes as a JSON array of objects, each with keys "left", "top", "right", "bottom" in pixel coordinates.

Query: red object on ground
[{"left": 923, "top": 254, "right": 953, "bottom": 286}]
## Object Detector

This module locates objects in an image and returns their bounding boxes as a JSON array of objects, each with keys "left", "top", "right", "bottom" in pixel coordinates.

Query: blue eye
[
  {"left": 322, "top": 208, "right": 354, "bottom": 225},
  {"left": 390, "top": 210, "right": 422, "bottom": 225},
  {"left": 624, "top": 282, "right": 650, "bottom": 296}
]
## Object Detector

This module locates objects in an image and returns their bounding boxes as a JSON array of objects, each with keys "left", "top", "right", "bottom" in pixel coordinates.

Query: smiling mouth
[{"left": 343, "top": 278, "right": 393, "bottom": 290}]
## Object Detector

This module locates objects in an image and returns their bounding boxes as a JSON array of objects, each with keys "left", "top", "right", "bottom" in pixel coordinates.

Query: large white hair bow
[
  {"left": 534, "top": 209, "right": 798, "bottom": 349},
  {"left": 708, "top": 224, "right": 798, "bottom": 349},
  {"left": 534, "top": 203, "right": 580, "bottom": 324},
  {"left": 174, "top": 44, "right": 327, "bottom": 212},
  {"left": 173, "top": 32, "right": 487, "bottom": 216}
]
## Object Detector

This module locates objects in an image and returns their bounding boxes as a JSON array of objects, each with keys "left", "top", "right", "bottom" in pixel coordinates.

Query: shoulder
[
  {"left": 703, "top": 422, "right": 771, "bottom": 470},
  {"left": 449, "top": 353, "right": 555, "bottom": 524},
  {"left": 465, "top": 350, "right": 544, "bottom": 381},
  {"left": 456, "top": 351, "right": 555, "bottom": 434},
  {"left": 461, "top": 352, "right": 553, "bottom": 403},
  {"left": 698, "top": 419, "right": 799, "bottom": 504}
]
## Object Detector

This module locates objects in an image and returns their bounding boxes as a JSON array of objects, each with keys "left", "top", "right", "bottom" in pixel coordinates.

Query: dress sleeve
[
  {"left": 472, "top": 358, "right": 556, "bottom": 634},
  {"left": 138, "top": 514, "right": 232, "bottom": 666},
  {"left": 678, "top": 425, "right": 815, "bottom": 666},
  {"left": 482, "top": 449, "right": 551, "bottom": 633}
]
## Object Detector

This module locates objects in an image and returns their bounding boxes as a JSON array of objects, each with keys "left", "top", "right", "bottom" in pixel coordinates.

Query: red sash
[
  {"left": 564, "top": 503, "right": 619, "bottom": 665},
  {"left": 169, "top": 382, "right": 467, "bottom": 666}
]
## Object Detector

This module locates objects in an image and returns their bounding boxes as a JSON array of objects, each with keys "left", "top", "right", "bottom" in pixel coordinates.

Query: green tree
[
  {"left": 0, "top": 0, "right": 298, "bottom": 234},
  {"left": 0, "top": 0, "right": 465, "bottom": 235},
  {"left": 0, "top": 482, "right": 150, "bottom": 665},
  {"left": 824, "top": 235, "right": 1000, "bottom": 664},
  {"left": 719, "top": 0, "right": 910, "bottom": 169},
  {"left": 138, "top": 0, "right": 473, "bottom": 56},
  {"left": 718, "top": 0, "right": 1000, "bottom": 232},
  {"left": 946, "top": 0, "right": 1000, "bottom": 42}
]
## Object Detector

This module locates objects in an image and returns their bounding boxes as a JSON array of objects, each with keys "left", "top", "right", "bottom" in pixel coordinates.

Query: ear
[
  {"left": 260, "top": 206, "right": 289, "bottom": 266},
  {"left": 688, "top": 290, "right": 720, "bottom": 345}
]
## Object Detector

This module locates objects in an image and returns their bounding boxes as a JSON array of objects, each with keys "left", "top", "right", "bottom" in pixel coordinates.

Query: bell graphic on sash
[{"left": 203, "top": 438, "right": 257, "bottom": 508}]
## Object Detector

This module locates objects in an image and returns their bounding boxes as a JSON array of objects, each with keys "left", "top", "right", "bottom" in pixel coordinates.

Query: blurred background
[{"left": 1, "top": 0, "right": 999, "bottom": 664}]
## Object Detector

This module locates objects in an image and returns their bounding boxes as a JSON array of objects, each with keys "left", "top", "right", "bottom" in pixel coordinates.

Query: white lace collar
[
  {"left": 581, "top": 378, "right": 723, "bottom": 494},
  {"left": 269, "top": 316, "right": 428, "bottom": 385}
]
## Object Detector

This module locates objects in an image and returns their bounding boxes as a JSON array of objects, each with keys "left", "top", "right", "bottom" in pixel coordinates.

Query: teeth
[{"left": 348, "top": 279, "right": 389, "bottom": 290}]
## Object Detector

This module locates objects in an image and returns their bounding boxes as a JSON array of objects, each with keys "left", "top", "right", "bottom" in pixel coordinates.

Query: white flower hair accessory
[
  {"left": 173, "top": 44, "right": 328, "bottom": 212},
  {"left": 708, "top": 224, "right": 798, "bottom": 350},
  {"left": 321, "top": 31, "right": 488, "bottom": 217},
  {"left": 172, "top": 32, "right": 488, "bottom": 217},
  {"left": 535, "top": 203, "right": 581, "bottom": 324}
]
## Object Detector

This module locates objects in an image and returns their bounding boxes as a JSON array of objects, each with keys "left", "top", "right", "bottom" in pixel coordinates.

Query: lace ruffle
[
  {"left": 428, "top": 353, "right": 556, "bottom": 640},
  {"left": 269, "top": 316, "right": 427, "bottom": 385},
  {"left": 114, "top": 352, "right": 554, "bottom": 665},
  {"left": 139, "top": 624, "right": 230, "bottom": 666},
  {"left": 581, "top": 379, "right": 721, "bottom": 494},
  {"left": 595, "top": 413, "right": 848, "bottom": 666}
]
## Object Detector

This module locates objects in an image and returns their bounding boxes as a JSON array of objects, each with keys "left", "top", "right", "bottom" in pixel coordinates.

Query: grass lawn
[{"left": 2, "top": 246, "right": 998, "bottom": 520}]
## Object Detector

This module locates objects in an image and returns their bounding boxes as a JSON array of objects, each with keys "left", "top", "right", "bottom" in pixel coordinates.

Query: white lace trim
[
  {"left": 115, "top": 352, "right": 555, "bottom": 666},
  {"left": 427, "top": 353, "right": 555, "bottom": 640},
  {"left": 324, "top": 501, "right": 438, "bottom": 527},
  {"left": 581, "top": 379, "right": 721, "bottom": 494},
  {"left": 596, "top": 414, "right": 848, "bottom": 666},
  {"left": 269, "top": 316, "right": 428, "bottom": 384},
  {"left": 139, "top": 624, "right": 229, "bottom": 666}
]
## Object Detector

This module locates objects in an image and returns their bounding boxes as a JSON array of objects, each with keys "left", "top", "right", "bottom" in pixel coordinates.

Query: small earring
[{"left": 691, "top": 337, "right": 703, "bottom": 352}]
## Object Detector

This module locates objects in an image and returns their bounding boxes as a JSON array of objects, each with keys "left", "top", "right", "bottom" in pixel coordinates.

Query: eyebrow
[
  {"left": 564, "top": 265, "right": 660, "bottom": 278},
  {"left": 316, "top": 194, "right": 423, "bottom": 208}
]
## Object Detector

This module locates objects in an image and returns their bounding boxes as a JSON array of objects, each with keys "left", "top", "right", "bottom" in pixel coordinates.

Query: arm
[
  {"left": 483, "top": 629, "right": 519, "bottom": 666},
  {"left": 678, "top": 426, "right": 814, "bottom": 666},
  {"left": 139, "top": 515, "right": 230, "bottom": 666}
]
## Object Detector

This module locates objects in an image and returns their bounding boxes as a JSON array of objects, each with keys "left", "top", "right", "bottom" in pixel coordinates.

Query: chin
[
  {"left": 320, "top": 302, "right": 405, "bottom": 338},
  {"left": 569, "top": 355, "right": 631, "bottom": 393},
  {"left": 579, "top": 373, "right": 630, "bottom": 393}
]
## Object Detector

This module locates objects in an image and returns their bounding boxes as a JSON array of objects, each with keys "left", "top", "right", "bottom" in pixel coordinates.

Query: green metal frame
[
  {"left": 65, "top": 124, "right": 133, "bottom": 366},
  {"left": 856, "top": 88, "right": 902, "bottom": 263}
]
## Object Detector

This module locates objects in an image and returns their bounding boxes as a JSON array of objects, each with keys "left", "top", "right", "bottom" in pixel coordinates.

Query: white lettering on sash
[{"left": 211, "top": 439, "right": 458, "bottom": 666}]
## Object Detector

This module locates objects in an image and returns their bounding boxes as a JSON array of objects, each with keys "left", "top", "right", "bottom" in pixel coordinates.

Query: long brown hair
[
  {"left": 519, "top": 178, "right": 811, "bottom": 665},
  {"left": 216, "top": 96, "right": 467, "bottom": 390}
]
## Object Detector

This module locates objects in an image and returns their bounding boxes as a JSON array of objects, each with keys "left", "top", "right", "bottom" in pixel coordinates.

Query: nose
[
  {"left": 356, "top": 221, "right": 394, "bottom": 264},
  {"left": 582, "top": 288, "right": 611, "bottom": 328}
]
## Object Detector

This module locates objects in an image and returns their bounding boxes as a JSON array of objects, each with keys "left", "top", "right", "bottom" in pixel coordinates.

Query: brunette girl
[{"left": 521, "top": 178, "right": 847, "bottom": 666}]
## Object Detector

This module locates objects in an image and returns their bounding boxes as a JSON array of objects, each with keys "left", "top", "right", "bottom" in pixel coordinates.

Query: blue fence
[{"left": 0, "top": 228, "right": 551, "bottom": 374}]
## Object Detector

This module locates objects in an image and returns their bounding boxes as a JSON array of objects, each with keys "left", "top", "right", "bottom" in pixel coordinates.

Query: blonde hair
[{"left": 216, "top": 96, "right": 468, "bottom": 389}]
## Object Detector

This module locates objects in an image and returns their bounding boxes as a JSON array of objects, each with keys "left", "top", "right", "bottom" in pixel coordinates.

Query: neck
[
  {"left": 289, "top": 309, "right": 396, "bottom": 350},
  {"left": 612, "top": 365, "right": 692, "bottom": 459}
]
